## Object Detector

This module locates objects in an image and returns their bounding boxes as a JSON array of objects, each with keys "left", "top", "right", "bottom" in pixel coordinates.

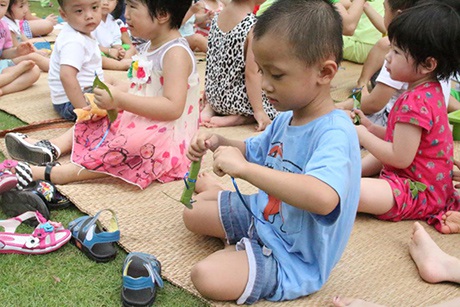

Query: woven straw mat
[{"left": 1, "top": 127, "right": 459, "bottom": 307}]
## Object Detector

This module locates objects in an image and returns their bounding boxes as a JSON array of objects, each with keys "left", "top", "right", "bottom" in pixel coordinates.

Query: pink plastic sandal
[{"left": 0, "top": 211, "right": 71, "bottom": 254}]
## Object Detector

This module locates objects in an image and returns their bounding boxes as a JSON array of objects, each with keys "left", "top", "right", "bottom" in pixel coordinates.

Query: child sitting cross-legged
[
  {"left": 351, "top": 0, "right": 460, "bottom": 234},
  {"left": 182, "top": 0, "right": 361, "bottom": 303},
  {"left": 0, "top": 0, "right": 200, "bottom": 192}
]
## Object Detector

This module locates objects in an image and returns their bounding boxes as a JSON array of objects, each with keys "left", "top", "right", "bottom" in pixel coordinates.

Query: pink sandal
[{"left": 0, "top": 211, "right": 71, "bottom": 254}]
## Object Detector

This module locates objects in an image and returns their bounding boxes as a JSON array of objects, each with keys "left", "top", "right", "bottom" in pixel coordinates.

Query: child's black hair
[
  {"left": 387, "top": 0, "right": 421, "bottom": 12},
  {"left": 112, "top": 0, "right": 124, "bottom": 20},
  {"left": 388, "top": 1, "right": 460, "bottom": 80},
  {"left": 253, "top": 0, "right": 343, "bottom": 66},
  {"left": 125, "top": 0, "right": 191, "bottom": 29}
]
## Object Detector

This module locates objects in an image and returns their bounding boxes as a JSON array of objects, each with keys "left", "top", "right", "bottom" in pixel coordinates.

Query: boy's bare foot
[
  {"left": 439, "top": 211, "right": 460, "bottom": 234},
  {"left": 203, "top": 114, "right": 254, "bottom": 128},
  {"left": 332, "top": 296, "right": 385, "bottom": 307},
  {"left": 195, "top": 172, "right": 224, "bottom": 194},
  {"left": 409, "top": 222, "right": 460, "bottom": 284}
]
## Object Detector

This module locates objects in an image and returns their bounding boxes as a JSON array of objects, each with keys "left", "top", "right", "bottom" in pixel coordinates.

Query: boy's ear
[
  {"left": 156, "top": 11, "right": 170, "bottom": 24},
  {"left": 420, "top": 57, "right": 437, "bottom": 75},
  {"left": 317, "top": 59, "right": 338, "bottom": 85},
  {"left": 59, "top": 8, "right": 67, "bottom": 21}
]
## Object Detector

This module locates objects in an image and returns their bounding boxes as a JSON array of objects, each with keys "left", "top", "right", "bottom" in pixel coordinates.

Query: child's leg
[
  {"left": 439, "top": 211, "right": 460, "bottom": 234},
  {"left": 191, "top": 247, "right": 249, "bottom": 301},
  {"left": 356, "top": 37, "right": 390, "bottom": 88},
  {"left": 12, "top": 53, "right": 49, "bottom": 72},
  {"left": 182, "top": 173, "right": 227, "bottom": 238},
  {"left": 185, "top": 34, "right": 208, "bottom": 53},
  {"left": 358, "top": 177, "right": 395, "bottom": 215},
  {"left": 409, "top": 222, "right": 460, "bottom": 284},
  {"left": 0, "top": 62, "right": 40, "bottom": 95},
  {"left": 29, "top": 162, "right": 107, "bottom": 184}
]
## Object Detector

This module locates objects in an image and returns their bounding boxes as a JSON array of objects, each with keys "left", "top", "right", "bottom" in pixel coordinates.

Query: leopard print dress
[{"left": 204, "top": 13, "right": 278, "bottom": 119}]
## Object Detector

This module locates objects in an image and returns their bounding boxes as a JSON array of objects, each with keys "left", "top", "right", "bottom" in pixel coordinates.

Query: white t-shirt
[
  {"left": 48, "top": 23, "right": 103, "bottom": 105},
  {"left": 92, "top": 14, "right": 122, "bottom": 48},
  {"left": 2, "top": 17, "right": 21, "bottom": 42}
]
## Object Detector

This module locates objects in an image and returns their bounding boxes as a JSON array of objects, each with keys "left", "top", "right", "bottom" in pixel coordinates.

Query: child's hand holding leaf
[{"left": 93, "top": 85, "right": 119, "bottom": 122}]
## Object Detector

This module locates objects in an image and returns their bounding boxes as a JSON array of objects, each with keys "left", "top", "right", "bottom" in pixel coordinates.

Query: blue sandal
[
  {"left": 68, "top": 209, "right": 120, "bottom": 262},
  {"left": 122, "top": 252, "right": 164, "bottom": 307}
]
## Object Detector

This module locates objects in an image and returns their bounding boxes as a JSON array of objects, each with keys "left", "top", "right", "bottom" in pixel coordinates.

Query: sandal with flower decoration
[
  {"left": 0, "top": 211, "right": 71, "bottom": 254},
  {"left": 68, "top": 209, "right": 120, "bottom": 262}
]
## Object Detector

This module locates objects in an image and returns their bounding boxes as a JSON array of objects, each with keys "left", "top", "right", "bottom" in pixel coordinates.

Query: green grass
[{"left": 0, "top": 112, "right": 207, "bottom": 306}]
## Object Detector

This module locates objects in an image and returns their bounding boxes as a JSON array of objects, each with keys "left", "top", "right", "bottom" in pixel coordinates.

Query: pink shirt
[
  {"left": 0, "top": 20, "right": 13, "bottom": 56},
  {"left": 379, "top": 82, "right": 460, "bottom": 231}
]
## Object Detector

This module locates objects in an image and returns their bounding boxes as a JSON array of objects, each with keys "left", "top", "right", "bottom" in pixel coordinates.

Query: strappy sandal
[
  {"left": 0, "top": 211, "right": 71, "bottom": 254},
  {"left": 68, "top": 209, "right": 120, "bottom": 262},
  {"left": 5, "top": 133, "right": 60, "bottom": 166},
  {"left": 122, "top": 252, "right": 164, "bottom": 307},
  {"left": 0, "top": 160, "right": 33, "bottom": 192},
  {"left": 24, "top": 180, "right": 71, "bottom": 210}
]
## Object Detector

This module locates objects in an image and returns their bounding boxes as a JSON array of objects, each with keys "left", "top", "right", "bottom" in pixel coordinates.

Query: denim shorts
[
  {"left": 0, "top": 59, "right": 15, "bottom": 74},
  {"left": 53, "top": 102, "right": 77, "bottom": 121},
  {"left": 218, "top": 190, "right": 278, "bottom": 304}
]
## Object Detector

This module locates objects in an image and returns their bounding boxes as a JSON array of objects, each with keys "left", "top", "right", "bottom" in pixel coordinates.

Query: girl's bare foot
[
  {"left": 439, "top": 211, "right": 460, "bottom": 234},
  {"left": 195, "top": 172, "right": 224, "bottom": 194},
  {"left": 409, "top": 222, "right": 460, "bottom": 284},
  {"left": 200, "top": 103, "right": 215, "bottom": 125},
  {"left": 203, "top": 114, "right": 254, "bottom": 128},
  {"left": 332, "top": 296, "right": 385, "bottom": 307}
]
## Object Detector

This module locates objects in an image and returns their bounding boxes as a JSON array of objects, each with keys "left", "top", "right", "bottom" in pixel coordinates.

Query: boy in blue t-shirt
[{"left": 183, "top": 0, "right": 361, "bottom": 304}]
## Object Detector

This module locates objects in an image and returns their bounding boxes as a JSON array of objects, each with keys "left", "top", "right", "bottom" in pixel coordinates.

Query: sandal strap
[
  {"left": 35, "top": 140, "right": 60, "bottom": 161},
  {"left": 44, "top": 162, "right": 60, "bottom": 182},
  {"left": 68, "top": 209, "right": 120, "bottom": 248},
  {"left": 15, "top": 162, "right": 33, "bottom": 190},
  {"left": 124, "top": 252, "right": 164, "bottom": 288}
]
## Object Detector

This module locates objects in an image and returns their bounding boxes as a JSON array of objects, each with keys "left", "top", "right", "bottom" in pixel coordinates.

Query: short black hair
[
  {"left": 388, "top": 1, "right": 460, "bottom": 80},
  {"left": 253, "top": 0, "right": 343, "bottom": 66},
  {"left": 387, "top": 0, "right": 421, "bottom": 12},
  {"left": 125, "top": 0, "right": 191, "bottom": 29}
]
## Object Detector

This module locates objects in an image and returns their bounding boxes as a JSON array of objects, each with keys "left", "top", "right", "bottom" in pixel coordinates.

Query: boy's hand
[
  {"left": 116, "top": 46, "right": 126, "bottom": 60},
  {"left": 93, "top": 86, "right": 117, "bottom": 110},
  {"left": 187, "top": 130, "right": 220, "bottom": 161},
  {"left": 17, "top": 42, "right": 34, "bottom": 56},
  {"left": 213, "top": 146, "right": 247, "bottom": 178}
]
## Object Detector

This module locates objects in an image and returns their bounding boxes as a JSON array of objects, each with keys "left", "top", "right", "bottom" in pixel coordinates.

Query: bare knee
[
  {"left": 191, "top": 260, "right": 220, "bottom": 299},
  {"left": 182, "top": 207, "right": 198, "bottom": 232}
]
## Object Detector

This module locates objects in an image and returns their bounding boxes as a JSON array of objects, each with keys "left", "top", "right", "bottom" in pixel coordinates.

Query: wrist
[{"left": 108, "top": 48, "right": 112, "bottom": 58}]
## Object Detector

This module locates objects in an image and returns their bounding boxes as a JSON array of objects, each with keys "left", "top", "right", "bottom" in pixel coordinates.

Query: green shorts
[{"left": 342, "top": 36, "right": 374, "bottom": 64}]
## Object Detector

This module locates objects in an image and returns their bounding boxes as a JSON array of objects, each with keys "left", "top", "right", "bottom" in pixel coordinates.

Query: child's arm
[
  {"left": 1, "top": 42, "right": 34, "bottom": 59},
  {"left": 363, "top": 2, "right": 386, "bottom": 34},
  {"left": 60, "top": 65, "right": 89, "bottom": 109},
  {"left": 357, "top": 122, "right": 422, "bottom": 169},
  {"left": 335, "top": 0, "right": 366, "bottom": 36},
  {"left": 94, "top": 46, "right": 192, "bottom": 121},
  {"left": 212, "top": 145, "right": 339, "bottom": 215},
  {"left": 245, "top": 30, "right": 272, "bottom": 131}
]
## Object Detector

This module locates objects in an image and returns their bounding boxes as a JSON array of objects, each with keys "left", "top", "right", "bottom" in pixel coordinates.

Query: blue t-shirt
[{"left": 245, "top": 110, "right": 361, "bottom": 301}]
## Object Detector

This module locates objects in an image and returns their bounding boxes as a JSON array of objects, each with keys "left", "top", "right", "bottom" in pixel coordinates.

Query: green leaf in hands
[
  {"left": 349, "top": 87, "right": 363, "bottom": 125},
  {"left": 180, "top": 159, "right": 202, "bottom": 209},
  {"left": 93, "top": 73, "right": 117, "bottom": 122}
]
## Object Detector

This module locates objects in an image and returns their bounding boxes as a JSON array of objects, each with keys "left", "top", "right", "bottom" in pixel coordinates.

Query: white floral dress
[{"left": 71, "top": 38, "right": 200, "bottom": 189}]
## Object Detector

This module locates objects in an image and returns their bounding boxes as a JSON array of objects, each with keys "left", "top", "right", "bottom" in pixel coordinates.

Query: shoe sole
[
  {"left": 0, "top": 190, "right": 50, "bottom": 227},
  {"left": 5, "top": 134, "right": 52, "bottom": 166},
  {"left": 0, "top": 176, "right": 18, "bottom": 194}
]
